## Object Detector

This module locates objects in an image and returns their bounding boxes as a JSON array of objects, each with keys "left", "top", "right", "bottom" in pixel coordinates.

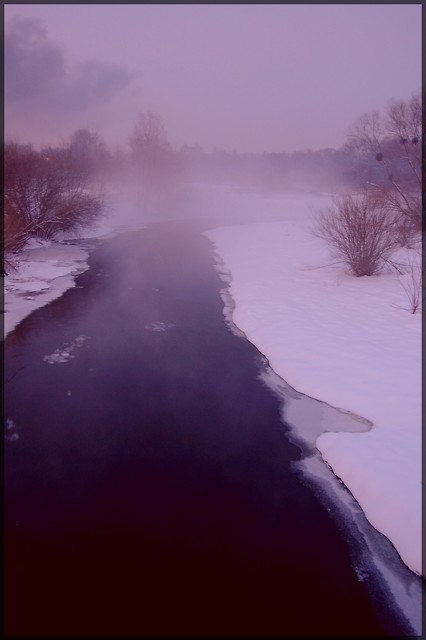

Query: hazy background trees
[
  {"left": 313, "top": 91, "right": 422, "bottom": 313},
  {"left": 129, "top": 111, "right": 181, "bottom": 214},
  {"left": 67, "top": 128, "right": 111, "bottom": 186},
  {"left": 4, "top": 91, "right": 420, "bottom": 282},
  {"left": 346, "top": 91, "right": 422, "bottom": 240}
]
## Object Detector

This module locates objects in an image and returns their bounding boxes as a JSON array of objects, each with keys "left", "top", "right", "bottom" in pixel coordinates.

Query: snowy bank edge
[
  {"left": 204, "top": 231, "right": 422, "bottom": 579},
  {"left": 3, "top": 242, "right": 90, "bottom": 340}
]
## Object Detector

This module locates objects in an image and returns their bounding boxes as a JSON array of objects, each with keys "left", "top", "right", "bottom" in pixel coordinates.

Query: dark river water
[{"left": 4, "top": 222, "right": 414, "bottom": 636}]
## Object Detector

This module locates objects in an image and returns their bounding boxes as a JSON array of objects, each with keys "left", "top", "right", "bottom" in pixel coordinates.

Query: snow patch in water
[
  {"left": 5, "top": 433, "right": 19, "bottom": 442},
  {"left": 43, "top": 334, "right": 90, "bottom": 364},
  {"left": 144, "top": 321, "right": 176, "bottom": 332},
  {"left": 5, "top": 418, "right": 19, "bottom": 442}
]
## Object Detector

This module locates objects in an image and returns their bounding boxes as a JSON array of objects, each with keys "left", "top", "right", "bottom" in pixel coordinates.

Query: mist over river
[{"left": 4, "top": 222, "right": 414, "bottom": 636}]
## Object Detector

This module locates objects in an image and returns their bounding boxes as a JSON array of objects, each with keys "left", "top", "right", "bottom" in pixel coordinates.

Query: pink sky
[{"left": 4, "top": 4, "right": 421, "bottom": 153}]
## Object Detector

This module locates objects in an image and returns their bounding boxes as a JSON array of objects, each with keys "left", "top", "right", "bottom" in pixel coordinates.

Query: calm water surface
[{"left": 4, "top": 222, "right": 412, "bottom": 636}]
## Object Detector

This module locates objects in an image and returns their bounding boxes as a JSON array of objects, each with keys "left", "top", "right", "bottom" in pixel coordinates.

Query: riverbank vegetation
[
  {"left": 313, "top": 91, "right": 422, "bottom": 312},
  {"left": 3, "top": 135, "right": 106, "bottom": 274}
]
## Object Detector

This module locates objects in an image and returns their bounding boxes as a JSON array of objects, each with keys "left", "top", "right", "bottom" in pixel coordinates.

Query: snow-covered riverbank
[
  {"left": 4, "top": 240, "right": 91, "bottom": 339},
  {"left": 204, "top": 193, "right": 422, "bottom": 578}
]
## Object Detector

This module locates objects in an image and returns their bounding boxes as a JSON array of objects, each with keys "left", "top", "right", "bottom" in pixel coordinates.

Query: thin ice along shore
[{"left": 203, "top": 191, "right": 422, "bottom": 579}]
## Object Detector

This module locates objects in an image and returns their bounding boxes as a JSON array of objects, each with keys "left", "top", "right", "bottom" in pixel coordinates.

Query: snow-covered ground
[
  {"left": 4, "top": 240, "right": 91, "bottom": 339},
  {"left": 204, "top": 192, "right": 422, "bottom": 579},
  {"left": 4, "top": 186, "right": 422, "bottom": 583}
]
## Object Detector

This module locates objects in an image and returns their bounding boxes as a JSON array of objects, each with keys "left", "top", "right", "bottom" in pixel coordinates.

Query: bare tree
[
  {"left": 386, "top": 93, "right": 422, "bottom": 188},
  {"left": 129, "top": 111, "right": 178, "bottom": 212},
  {"left": 347, "top": 91, "right": 422, "bottom": 236},
  {"left": 66, "top": 129, "right": 110, "bottom": 185},
  {"left": 314, "top": 192, "right": 401, "bottom": 277}
]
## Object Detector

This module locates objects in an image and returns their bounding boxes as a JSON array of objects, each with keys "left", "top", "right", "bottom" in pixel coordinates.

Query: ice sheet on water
[
  {"left": 43, "top": 334, "right": 90, "bottom": 364},
  {"left": 354, "top": 565, "right": 370, "bottom": 583},
  {"left": 44, "top": 352, "right": 76, "bottom": 364},
  {"left": 144, "top": 321, "right": 176, "bottom": 332},
  {"left": 5, "top": 418, "right": 19, "bottom": 441},
  {"left": 297, "top": 454, "right": 422, "bottom": 637},
  {"left": 219, "top": 288, "right": 248, "bottom": 339},
  {"left": 5, "top": 433, "right": 19, "bottom": 442}
]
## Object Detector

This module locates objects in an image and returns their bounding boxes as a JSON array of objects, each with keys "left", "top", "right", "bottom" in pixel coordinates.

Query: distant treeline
[
  {"left": 5, "top": 126, "right": 418, "bottom": 196},
  {"left": 4, "top": 92, "right": 421, "bottom": 272},
  {"left": 178, "top": 146, "right": 367, "bottom": 191}
]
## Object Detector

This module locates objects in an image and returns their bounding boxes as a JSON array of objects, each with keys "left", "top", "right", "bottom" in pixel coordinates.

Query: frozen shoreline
[
  {"left": 215, "top": 276, "right": 422, "bottom": 632},
  {"left": 4, "top": 240, "right": 91, "bottom": 339},
  {"left": 203, "top": 193, "right": 422, "bottom": 579}
]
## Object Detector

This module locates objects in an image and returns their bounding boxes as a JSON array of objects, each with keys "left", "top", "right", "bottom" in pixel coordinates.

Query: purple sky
[{"left": 4, "top": 4, "right": 421, "bottom": 153}]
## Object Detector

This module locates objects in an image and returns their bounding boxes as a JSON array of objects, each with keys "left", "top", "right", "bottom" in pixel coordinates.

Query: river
[{"left": 4, "top": 221, "right": 414, "bottom": 636}]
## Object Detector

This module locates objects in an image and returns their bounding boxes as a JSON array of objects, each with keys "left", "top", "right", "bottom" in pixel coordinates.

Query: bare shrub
[
  {"left": 3, "top": 141, "right": 104, "bottom": 273},
  {"left": 29, "top": 189, "right": 104, "bottom": 240},
  {"left": 314, "top": 192, "right": 400, "bottom": 277},
  {"left": 3, "top": 203, "right": 33, "bottom": 253},
  {"left": 367, "top": 183, "right": 421, "bottom": 247},
  {"left": 3, "top": 207, "right": 30, "bottom": 274},
  {"left": 4, "top": 141, "right": 104, "bottom": 241},
  {"left": 393, "top": 247, "right": 423, "bottom": 314}
]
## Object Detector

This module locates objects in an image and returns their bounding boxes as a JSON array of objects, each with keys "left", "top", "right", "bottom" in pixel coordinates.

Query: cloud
[
  {"left": 5, "top": 18, "right": 66, "bottom": 102},
  {"left": 69, "top": 60, "right": 136, "bottom": 110},
  {"left": 5, "top": 17, "right": 137, "bottom": 142}
]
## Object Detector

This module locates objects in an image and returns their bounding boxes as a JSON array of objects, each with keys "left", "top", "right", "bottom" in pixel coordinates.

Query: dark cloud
[
  {"left": 5, "top": 17, "right": 136, "bottom": 114},
  {"left": 69, "top": 60, "right": 136, "bottom": 110},
  {"left": 5, "top": 18, "right": 65, "bottom": 102}
]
